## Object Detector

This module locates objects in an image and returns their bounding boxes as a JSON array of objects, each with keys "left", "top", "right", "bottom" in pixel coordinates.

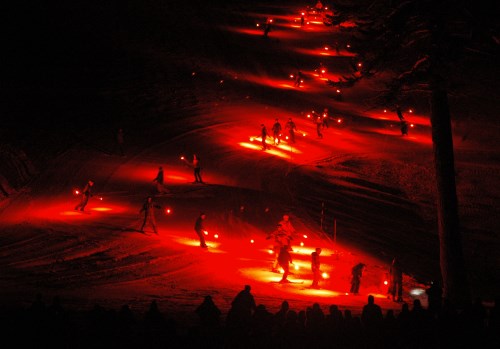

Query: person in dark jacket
[
  {"left": 75, "top": 180, "right": 94, "bottom": 211},
  {"left": 140, "top": 196, "right": 161, "bottom": 234},
  {"left": 350, "top": 263, "right": 366, "bottom": 294},
  {"left": 260, "top": 124, "right": 269, "bottom": 150},
  {"left": 153, "top": 166, "right": 168, "bottom": 194},
  {"left": 272, "top": 118, "right": 282, "bottom": 145},
  {"left": 389, "top": 257, "right": 403, "bottom": 302},
  {"left": 278, "top": 245, "right": 293, "bottom": 283},
  {"left": 194, "top": 212, "right": 208, "bottom": 248},
  {"left": 311, "top": 247, "right": 322, "bottom": 289}
]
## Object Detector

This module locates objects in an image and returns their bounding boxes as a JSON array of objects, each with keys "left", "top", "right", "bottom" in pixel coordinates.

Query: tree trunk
[{"left": 429, "top": 74, "right": 470, "bottom": 307}]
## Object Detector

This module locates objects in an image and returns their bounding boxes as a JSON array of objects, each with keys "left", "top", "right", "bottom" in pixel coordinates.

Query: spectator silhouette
[
  {"left": 195, "top": 295, "right": 221, "bottom": 329},
  {"left": 361, "top": 295, "right": 383, "bottom": 331},
  {"left": 273, "top": 300, "right": 289, "bottom": 331},
  {"left": 226, "top": 285, "right": 257, "bottom": 335},
  {"left": 426, "top": 280, "right": 443, "bottom": 317}
]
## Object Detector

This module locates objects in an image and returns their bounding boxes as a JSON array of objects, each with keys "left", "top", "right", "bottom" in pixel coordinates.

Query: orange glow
[{"left": 91, "top": 207, "right": 112, "bottom": 212}]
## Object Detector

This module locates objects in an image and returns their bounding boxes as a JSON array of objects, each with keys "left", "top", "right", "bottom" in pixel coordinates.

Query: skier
[
  {"left": 294, "top": 70, "right": 303, "bottom": 87},
  {"left": 311, "top": 247, "right": 322, "bottom": 289},
  {"left": 153, "top": 166, "right": 168, "bottom": 194},
  {"left": 266, "top": 223, "right": 289, "bottom": 272},
  {"left": 350, "top": 263, "right": 366, "bottom": 294},
  {"left": 314, "top": 112, "right": 323, "bottom": 138},
  {"left": 194, "top": 212, "right": 208, "bottom": 248},
  {"left": 278, "top": 214, "right": 296, "bottom": 248},
  {"left": 74, "top": 180, "right": 94, "bottom": 212},
  {"left": 139, "top": 196, "right": 161, "bottom": 234},
  {"left": 285, "top": 118, "right": 297, "bottom": 143},
  {"left": 278, "top": 246, "right": 293, "bottom": 283},
  {"left": 389, "top": 257, "right": 403, "bottom": 302},
  {"left": 260, "top": 124, "right": 269, "bottom": 150},
  {"left": 272, "top": 118, "right": 282, "bottom": 145}
]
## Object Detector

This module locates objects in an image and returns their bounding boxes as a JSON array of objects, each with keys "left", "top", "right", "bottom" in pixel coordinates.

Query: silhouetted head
[
  {"left": 88, "top": 180, "right": 94, "bottom": 186},
  {"left": 282, "top": 214, "right": 289, "bottom": 221},
  {"left": 368, "top": 295, "right": 375, "bottom": 304},
  {"left": 316, "top": 247, "right": 322, "bottom": 254},
  {"left": 244, "top": 285, "right": 251, "bottom": 292}
]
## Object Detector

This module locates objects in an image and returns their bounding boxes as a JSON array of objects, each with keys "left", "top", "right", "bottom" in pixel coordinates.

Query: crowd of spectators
[{"left": 1, "top": 288, "right": 498, "bottom": 349}]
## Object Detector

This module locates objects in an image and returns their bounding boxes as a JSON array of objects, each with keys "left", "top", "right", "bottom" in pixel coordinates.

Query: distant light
[
  {"left": 345, "top": 292, "right": 349, "bottom": 295},
  {"left": 191, "top": 72, "right": 196, "bottom": 76},
  {"left": 336, "top": 89, "right": 341, "bottom": 93},
  {"left": 358, "top": 62, "right": 362, "bottom": 67},
  {"left": 268, "top": 249, "right": 274, "bottom": 255},
  {"left": 384, "top": 280, "right": 388, "bottom": 285},
  {"left": 384, "top": 109, "right": 387, "bottom": 113},
  {"left": 165, "top": 208, "right": 171, "bottom": 214},
  {"left": 324, "top": 46, "right": 329, "bottom": 50},
  {"left": 290, "top": 74, "right": 294, "bottom": 78},
  {"left": 322, "top": 272, "right": 329, "bottom": 279},
  {"left": 214, "top": 234, "right": 219, "bottom": 239},
  {"left": 285, "top": 136, "right": 289, "bottom": 140},
  {"left": 410, "top": 288, "right": 426, "bottom": 296},
  {"left": 99, "top": 197, "right": 103, "bottom": 201},
  {"left": 337, "top": 118, "right": 342, "bottom": 123},
  {"left": 302, "top": 133, "right": 306, "bottom": 136},
  {"left": 346, "top": 44, "right": 351, "bottom": 48},
  {"left": 220, "top": 80, "right": 224, "bottom": 84},
  {"left": 300, "top": 242, "right": 304, "bottom": 246},
  {"left": 409, "top": 109, "right": 413, "bottom": 113},
  {"left": 74, "top": 189, "right": 79, "bottom": 195},
  {"left": 204, "top": 230, "right": 209, "bottom": 235},
  {"left": 303, "top": 234, "right": 308, "bottom": 239},
  {"left": 256, "top": 23, "right": 260, "bottom": 27},
  {"left": 250, "top": 239, "right": 254, "bottom": 244},
  {"left": 307, "top": 114, "right": 311, "bottom": 118},
  {"left": 180, "top": 156, "right": 185, "bottom": 160},
  {"left": 410, "top": 123, "right": 415, "bottom": 128}
]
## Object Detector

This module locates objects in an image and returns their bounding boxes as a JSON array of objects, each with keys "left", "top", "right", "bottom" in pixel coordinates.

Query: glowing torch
[{"left": 322, "top": 272, "right": 329, "bottom": 279}]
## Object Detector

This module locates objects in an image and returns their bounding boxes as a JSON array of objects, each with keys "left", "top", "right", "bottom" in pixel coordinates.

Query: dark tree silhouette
[{"left": 331, "top": 0, "right": 499, "bottom": 307}]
